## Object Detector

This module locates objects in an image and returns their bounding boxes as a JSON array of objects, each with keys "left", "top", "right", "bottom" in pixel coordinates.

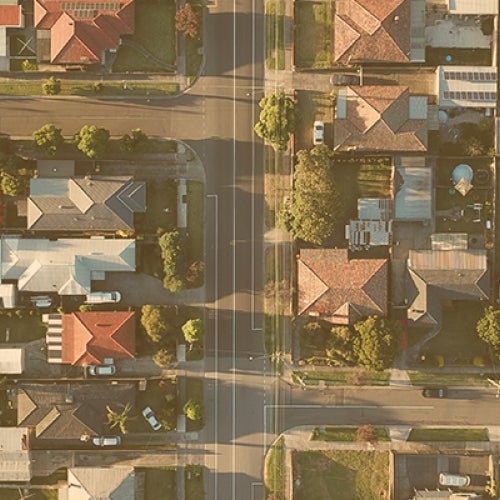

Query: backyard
[
  {"left": 112, "top": 0, "right": 177, "bottom": 72},
  {"left": 139, "top": 467, "right": 177, "bottom": 500},
  {"left": 421, "top": 301, "right": 492, "bottom": 367},
  {"left": 425, "top": 47, "right": 491, "bottom": 66},
  {"left": 293, "top": 450, "right": 389, "bottom": 500},
  {"left": 294, "top": 1, "right": 332, "bottom": 69}
]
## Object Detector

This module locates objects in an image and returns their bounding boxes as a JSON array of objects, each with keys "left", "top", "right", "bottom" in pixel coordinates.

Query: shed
[
  {"left": 394, "top": 160, "right": 432, "bottom": 220},
  {"left": 0, "top": 346, "right": 24, "bottom": 373},
  {"left": 0, "top": 427, "right": 31, "bottom": 482}
]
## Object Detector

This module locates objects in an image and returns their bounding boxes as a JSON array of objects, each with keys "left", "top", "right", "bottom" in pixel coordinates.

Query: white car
[
  {"left": 88, "top": 364, "right": 116, "bottom": 376},
  {"left": 313, "top": 120, "right": 324, "bottom": 145},
  {"left": 439, "top": 472, "right": 470, "bottom": 487},
  {"left": 142, "top": 406, "right": 162, "bottom": 431},
  {"left": 30, "top": 296, "right": 52, "bottom": 308},
  {"left": 85, "top": 291, "right": 121, "bottom": 304},
  {"left": 92, "top": 435, "right": 121, "bottom": 447}
]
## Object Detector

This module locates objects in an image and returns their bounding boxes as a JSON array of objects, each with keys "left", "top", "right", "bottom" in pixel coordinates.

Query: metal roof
[
  {"left": 448, "top": 0, "right": 498, "bottom": 14},
  {"left": 394, "top": 165, "right": 432, "bottom": 220},
  {"left": 0, "top": 427, "right": 31, "bottom": 482},
  {"left": 0, "top": 347, "right": 24, "bottom": 373}
]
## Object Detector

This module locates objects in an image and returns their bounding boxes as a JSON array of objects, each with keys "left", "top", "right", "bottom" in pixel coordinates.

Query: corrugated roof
[
  {"left": 394, "top": 165, "right": 432, "bottom": 220},
  {"left": 431, "top": 233, "right": 468, "bottom": 251},
  {"left": 0, "top": 427, "right": 31, "bottom": 482}
]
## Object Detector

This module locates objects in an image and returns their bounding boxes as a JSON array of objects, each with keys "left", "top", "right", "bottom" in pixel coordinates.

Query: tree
[
  {"left": 0, "top": 171, "right": 23, "bottom": 196},
  {"left": 477, "top": 306, "right": 500, "bottom": 354},
  {"left": 279, "top": 146, "right": 342, "bottom": 245},
  {"left": 74, "top": 124, "right": 110, "bottom": 158},
  {"left": 353, "top": 316, "right": 399, "bottom": 371},
  {"left": 183, "top": 398, "right": 203, "bottom": 421},
  {"left": 158, "top": 230, "right": 187, "bottom": 292},
  {"left": 21, "top": 59, "right": 37, "bottom": 72},
  {"left": 119, "top": 128, "right": 149, "bottom": 153},
  {"left": 32, "top": 124, "right": 64, "bottom": 156},
  {"left": 175, "top": 3, "right": 200, "bottom": 39},
  {"left": 42, "top": 76, "right": 61, "bottom": 95},
  {"left": 254, "top": 91, "right": 296, "bottom": 152},
  {"left": 325, "top": 326, "right": 356, "bottom": 366},
  {"left": 106, "top": 403, "right": 132, "bottom": 434},
  {"left": 152, "top": 348, "right": 175, "bottom": 367},
  {"left": 140, "top": 305, "right": 173, "bottom": 343},
  {"left": 182, "top": 318, "right": 204, "bottom": 347},
  {"left": 356, "top": 424, "right": 378, "bottom": 443}
]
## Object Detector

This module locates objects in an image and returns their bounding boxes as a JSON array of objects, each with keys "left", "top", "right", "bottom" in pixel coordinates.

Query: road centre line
[
  {"left": 207, "top": 194, "right": 219, "bottom": 498},
  {"left": 265, "top": 404, "right": 435, "bottom": 410}
]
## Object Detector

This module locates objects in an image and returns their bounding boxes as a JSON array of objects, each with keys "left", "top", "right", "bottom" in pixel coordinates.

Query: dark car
[
  {"left": 422, "top": 387, "right": 447, "bottom": 398},
  {"left": 330, "top": 74, "right": 360, "bottom": 86}
]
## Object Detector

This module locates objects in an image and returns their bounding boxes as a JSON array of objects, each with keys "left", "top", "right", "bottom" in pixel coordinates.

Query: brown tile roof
[
  {"left": 0, "top": 6, "right": 23, "bottom": 27},
  {"left": 334, "top": 85, "right": 428, "bottom": 152},
  {"left": 335, "top": 0, "right": 410, "bottom": 63},
  {"left": 34, "top": 0, "right": 135, "bottom": 64},
  {"left": 61, "top": 311, "right": 135, "bottom": 366},
  {"left": 298, "top": 249, "right": 388, "bottom": 324}
]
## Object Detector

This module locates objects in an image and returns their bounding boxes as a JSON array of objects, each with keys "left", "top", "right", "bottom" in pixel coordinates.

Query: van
[
  {"left": 439, "top": 472, "right": 471, "bottom": 487},
  {"left": 85, "top": 291, "right": 121, "bottom": 304}
]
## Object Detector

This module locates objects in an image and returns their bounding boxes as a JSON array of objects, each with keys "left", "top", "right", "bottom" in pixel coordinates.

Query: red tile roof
[
  {"left": 334, "top": 85, "right": 428, "bottom": 152},
  {"left": 298, "top": 249, "right": 388, "bottom": 324},
  {"left": 0, "top": 5, "right": 23, "bottom": 27},
  {"left": 61, "top": 311, "right": 135, "bottom": 365},
  {"left": 335, "top": 0, "right": 410, "bottom": 63},
  {"left": 34, "top": 0, "right": 134, "bottom": 64}
]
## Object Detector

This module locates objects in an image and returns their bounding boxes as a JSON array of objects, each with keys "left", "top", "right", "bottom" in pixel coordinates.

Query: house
[
  {"left": 62, "top": 467, "right": 137, "bottom": 500},
  {"left": 0, "top": 427, "right": 31, "bottom": 482},
  {"left": 437, "top": 66, "right": 497, "bottom": 109},
  {"left": 334, "top": 0, "right": 425, "bottom": 64},
  {"left": 0, "top": 2, "right": 24, "bottom": 71},
  {"left": 27, "top": 175, "right": 146, "bottom": 232},
  {"left": 0, "top": 346, "right": 25, "bottom": 373},
  {"left": 0, "top": 236, "right": 135, "bottom": 296},
  {"left": 406, "top": 249, "right": 489, "bottom": 327},
  {"left": 334, "top": 86, "right": 428, "bottom": 152},
  {"left": 34, "top": 0, "right": 135, "bottom": 66},
  {"left": 298, "top": 249, "right": 388, "bottom": 325},
  {"left": 44, "top": 311, "right": 135, "bottom": 365},
  {"left": 17, "top": 383, "right": 135, "bottom": 443}
]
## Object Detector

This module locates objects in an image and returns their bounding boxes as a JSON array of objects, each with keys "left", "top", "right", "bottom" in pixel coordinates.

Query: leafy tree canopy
[
  {"left": 33, "top": 124, "right": 64, "bottom": 156},
  {"left": 477, "top": 306, "right": 500, "bottom": 354},
  {"left": 175, "top": 3, "right": 200, "bottom": 39},
  {"left": 42, "top": 76, "right": 61, "bottom": 96},
  {"left": 140, "top": 305, "right": 174, "bottom": 343},
  {"left": 254, "top": 91, "right": 296, "bottom": 152},
  {"left": 74, "top": 124, "right": 110, "bottom": 159},
  {"left": 182, "top": 318, "right": 204, "bottom": 345},
  {"left": 183, "top": 398, "right": 204, "bottom": 421}
]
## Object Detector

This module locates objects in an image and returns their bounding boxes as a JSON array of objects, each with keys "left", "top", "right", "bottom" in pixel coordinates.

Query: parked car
[
  {"left": 439, "top": 472, "right": 470, "bottom": 487},
  {"left": 30, "top": 296, "right": 52, "bottom": 308},
  {"left": 92, "top": 435, "right": 121, "bottom": 447},
  {"left": 88, "top": 364, "right": 116, "bottom": 376},
  {"left": 330, "top": 74, "right": 360, "bottom": 86},
  {"left": 85, "top": 291, "right": 121, "bottom": 304},
  {"left": 142, "top": 406, "right": 162, "bottom": 431},
  {"left": 422, "top": 387, "right": 447, "bottom": 398},
  {"left": 313, "top": 120, "right": 324, "bottom": 145}
]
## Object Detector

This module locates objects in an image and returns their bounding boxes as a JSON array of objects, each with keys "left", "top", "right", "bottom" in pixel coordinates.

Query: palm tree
[{"left": 106, "top": 403, "right": 132, "bottom": 434}]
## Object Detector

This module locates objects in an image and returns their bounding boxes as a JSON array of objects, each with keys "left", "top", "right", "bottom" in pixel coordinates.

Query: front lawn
[
  {"left": 310, "top": 426, "right": 389, "bottom": 442},
  {"left": 186, "top": 180, "right": 204, "bottom": 272},
  {"left": 408, "top": 371, "right": 490, "bottom": 387},
  {"left": 422, "top": 301, "right": 491, "bottom": 366},
  {"left": 130, "top": 378, "right": 178, "bottom": 432},
  {"left": 113, "top": 0, "right": 177, "bottom": 72},
  {"left": 139, "top": 467, "right": 176, "bottom": 500},
  {"left": 294, "top": 1, "right": 332, "bottom": 69},
  {"left": 293, "top": 450, "right": 389, "bottom": 500},
  {"left": 408, "top": 428, "right": 489, "bottom": 442}
]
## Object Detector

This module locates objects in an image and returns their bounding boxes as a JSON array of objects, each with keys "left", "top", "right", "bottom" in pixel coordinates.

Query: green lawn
[
  {"left": 186, "top": 180, "right": 204, "bottom": 276},
  {"left": 265, "top": 436, "right": 285, "bottom": 498},
  {"left": 0, "top": 80, "right": 178, "bottom": 96},
  {"left": 408, "top": 371, "right": 491, "bottom": 386},
  {"left": 293, "top": 370, "right": 390, "bottom": 386},
  {"left": 265, "top": 0, "right": 285, "bottom": 70},
  {"left": 293, "top": 450, "right": 389, "bottom": 500},
  {"left": 422, "top": 301, "right": 491, "bottom": 366},
  {"left": 310, "top": 426, "right": 389, "bottom": 442},
  {"left": 138, "top": 179, "right": 177, "bottom": 234},
  {"left": 294, "top": 1, "right": 332, "bottom": 68},
  {"left": 408, "top": 428, "right": 489, "bottom": 442},
  {"left": 113, "top": 0, "right": 177, "bottom": 72},
  {"left": 185, "top": 465, "right": 204, "bottom": 500},
  {"left": 139, "top": 467, "right": 176, "bottom": 500},
  {"left": 130, "top": 378, "right": 178, "bottom": 432},
  {"left": 0, "top": 312, "right": 47, "bottom": 343},
  {"left": 185, "top": 377, "right": 204, "bottom": 431}
]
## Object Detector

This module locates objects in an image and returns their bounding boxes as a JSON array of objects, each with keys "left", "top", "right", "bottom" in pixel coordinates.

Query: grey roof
[
  {"left": 0, "top": 237, "right": 135, "bottom": 295},
  {"left": 17, "top": 383, "right": 135, "bottom": 441},
  {"left": 0, "top": 427, "right": 31, "bottom": 482},
  {"left": 28, "top": 176, "right": 146, "bottom": 231},
  {"left": 406, "top": 250, "right": 489, "bottom": 326},
  {"left": 67, "top": 467, "right": 135, "bottom": 500}
]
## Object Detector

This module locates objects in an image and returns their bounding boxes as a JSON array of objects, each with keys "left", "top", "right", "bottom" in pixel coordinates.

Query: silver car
[
  {"left": 142, "top": 406, "right": 162, "bottom": 431},
  {"left": 92, "top": 435, "right": 121, "bottom": 447}
]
